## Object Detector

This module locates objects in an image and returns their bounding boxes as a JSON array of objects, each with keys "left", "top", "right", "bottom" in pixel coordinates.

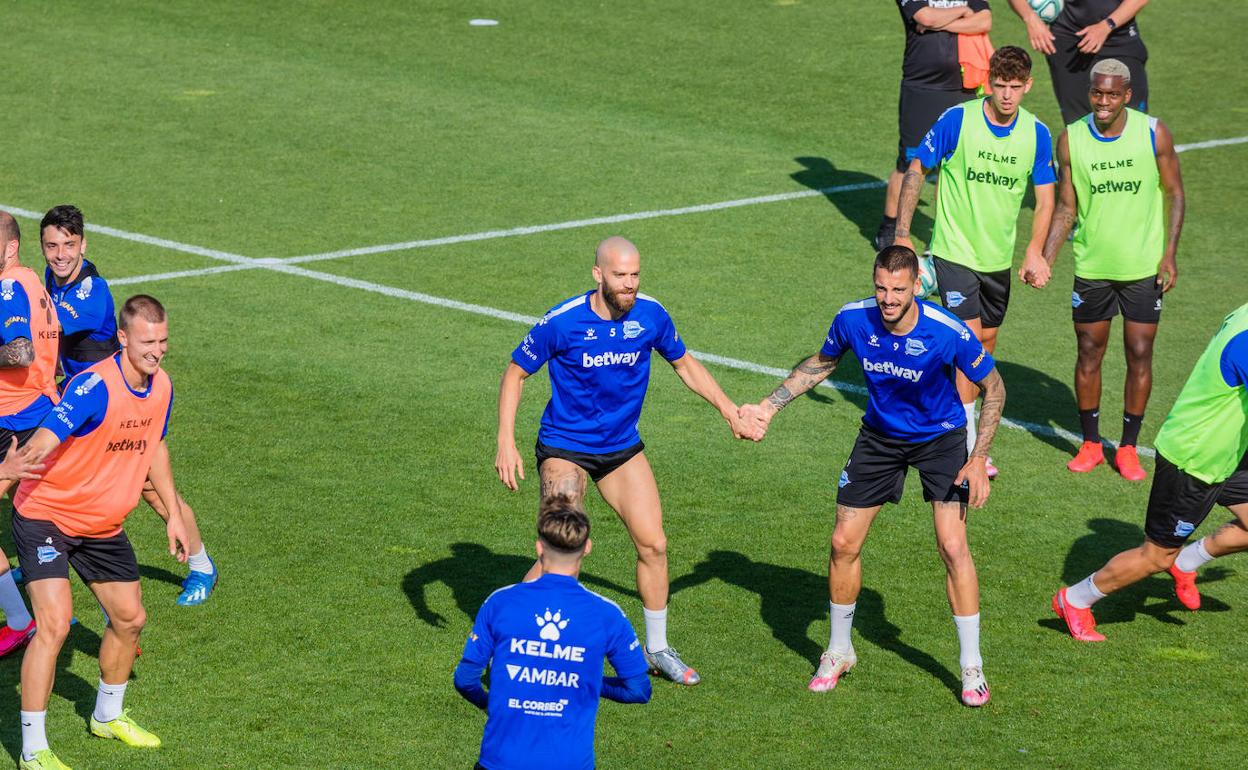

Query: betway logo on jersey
[
  {"left": 105, "top": 438, "right": 149, "bottom": 454},
  {"left": 965, "top": 166, "right": 1019, "bottom": 189},
  {"left": 862, "top": 358, "right": 923, "bottom": 382},
  {"left": 582, "top": 351, "right": 640, "bottom": 368},
  {"left": 1090, "top": 178, "right": 1144, "bottom": 195},
  {"left": 510, "top": 637, "right": 587, "bottom": 662}
]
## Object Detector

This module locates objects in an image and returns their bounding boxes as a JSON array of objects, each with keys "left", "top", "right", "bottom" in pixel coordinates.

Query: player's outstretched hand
[
  {"left": 727, "top": 405, "right": 763, "bottom": 442},
  {"left": 1075, "top": 22, "right": 1110, "bottom": 54},
  {"left": 495, "top": 441, "right": 525, "bottom": 491},
  {"left": 1019, "top": 250, "right": 1051, "bottom": 289},
  {"left": 1156, "top": 254, "right": 1178, "bottom": 293},
  {"left": 955, "top": 457, "right": 991, "bottom": 509},
  {"left": 0, "top": 437, "right": 44, "bottom": 481},
  {"left": 1024, "top": 14, "right": 1057, "bottom": 55}
]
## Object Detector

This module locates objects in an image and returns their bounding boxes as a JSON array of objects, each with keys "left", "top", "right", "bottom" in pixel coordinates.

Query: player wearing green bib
[
  {"left": 895, "top": 46, "right": 1055, "bottom": 477},
  {"left": 1053, "top": 303, "right": 1248, "bottom": 642},
  {"left": 1040, "top": 58, "right": 1185, "bottom": 482}
]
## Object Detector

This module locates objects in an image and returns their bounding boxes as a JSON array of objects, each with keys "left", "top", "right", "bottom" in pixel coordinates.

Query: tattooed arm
[
  {"left": 893, "top": 158, "right": 931, "bottom": 251},
  {"left": 738, "top": 351, "right": 840, "bottom": 440},
  {"left": 1039, "top": 130, "right": 1076, "bottom": 282},
  {"left": 955, "top": 368, "right": 1007, "bottom": 508},
  {"left": 0, "top": 337, "right": 33, "bottom": 368}
]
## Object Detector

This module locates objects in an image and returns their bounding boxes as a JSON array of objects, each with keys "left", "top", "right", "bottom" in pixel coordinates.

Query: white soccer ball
[
  {"left": 1028, "top": 0, "right": 1064, "bottom": 24},
  {"left": 917, "top": 252, "right": 938, "bottom": 299}
]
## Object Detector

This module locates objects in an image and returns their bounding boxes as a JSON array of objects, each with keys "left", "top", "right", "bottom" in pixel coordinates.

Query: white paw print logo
[{"left": 535, "top": 608, "right": 569, "bottom": 641}]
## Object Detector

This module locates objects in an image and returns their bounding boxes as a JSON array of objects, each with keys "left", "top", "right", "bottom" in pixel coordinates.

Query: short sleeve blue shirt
[
  {"left": 0, "top": 279, "right": 54, "bottom": 429},
  {"left": 44, "top": 261, "right": 119, "bottom": 380},
  {"left": 459, "top": 574, "right": 647, "bottom": 770},
  {"left": 512, "top": 291, "right": 686, "bottom": 454},
  {"left": 917, "top": 101, "right": 1057, "bottom": 185},
  {"left": 820, "top": 299, "right": 995, "bottom": 441},
  {"left": 1221, "top": 330, "right": 1248, "bottom": 388}
]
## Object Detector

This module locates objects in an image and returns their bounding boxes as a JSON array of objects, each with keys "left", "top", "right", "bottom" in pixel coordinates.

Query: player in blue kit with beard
[
  {"left": 739, "top": 246, "right": 1007, "bottom": 707},
  {"left": 454, "top": 499, "right": 651, "bottom": 770},
  {"left": 496, "top": 236, "right": 756, "bottom": 686}
]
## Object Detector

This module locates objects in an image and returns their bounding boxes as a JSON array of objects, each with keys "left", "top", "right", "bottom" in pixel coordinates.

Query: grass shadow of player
[
  {"left": 669, "top": 550, "right": 960, "bottom": 695},
  {"left": 138, "top": 564, "right": 186, "bottom": 589},
  {"left": 1038, "top": 517, "right": 1233, "bottom": 635},
  {"left": 790, "top": 157, "right": 935, "bottom": 248},
  {"left": 403, "top": 542, "right": 636, "bottom": 628},
  {"left": 0, "top": 622, "right": 104, "bottom": 760},
  {"left": 994, "top": 359, "right": 1081, "bottom": 455}
]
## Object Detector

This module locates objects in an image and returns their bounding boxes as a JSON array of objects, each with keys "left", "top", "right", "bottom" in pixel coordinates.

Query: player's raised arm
[
  {"left": 739, "top": 351, "right": 840, "bottom": 441},
  {"left": 667, "top": 352, "right": 756, "bottom": 440},
  {"left": 495, "top": 361, "right": 530, "bottom": 490},
  {"left": 1041, "top": 130, "right": 1076, "bottom": 273},
  {"left": 1153, "top": 119, "right": 1184, "bottom": 292}
]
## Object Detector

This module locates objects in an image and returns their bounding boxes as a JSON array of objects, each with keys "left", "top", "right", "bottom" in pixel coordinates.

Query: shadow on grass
[
  {"left": 0, "top": 622, "right": 104, "bottom": 761},
  {"left": 138, "top": 564, "right": 185, "bottom": 589},
  {"left": 790, "top": 157, "right": 933, "bottom": 249},
  {"left": 1040, "top": 517, "right": 1233, "bottom": 636},
  {"left": 403, "top": 542, "right": 636, "bottom": 627},
  {"left": 670, "top": 550, "right": 961, "bottom": 697},
  {"left": 995, "top": 359, "right": 1081, "bottom": 456}
]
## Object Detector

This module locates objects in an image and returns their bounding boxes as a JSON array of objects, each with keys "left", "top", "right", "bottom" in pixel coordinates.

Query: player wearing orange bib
[
  {"left": 12, "top": 295, "right": 189, "bottom": 770},
  {"left": 0, "top": 211, "right": 60, "bottom": 660}
]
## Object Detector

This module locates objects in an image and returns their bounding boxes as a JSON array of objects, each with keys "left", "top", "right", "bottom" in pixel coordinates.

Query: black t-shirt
[
  {"left": 1051, "top": 0, "right": 1147, "bottom": 55},
  {"left": 896, "top": 0, "right": 991, "bottom": 90}
]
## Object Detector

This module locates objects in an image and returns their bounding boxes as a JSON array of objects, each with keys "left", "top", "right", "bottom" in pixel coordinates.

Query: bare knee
[
  {"left": 937, "top": 536, "right": 972, "bottom": 568},
  {"left": 1076, "top": 337, "right": 1106, "bottom": 371},
  {"left": 34, "top": 614, "right": 72, "bottom": 646},
  {"left": 830, "top": 531, "right": 863, "bottom": 563},
  {"left": 635, "top": 533, "right": 668, "bottom": 564},
  {"left": 108, "top": 605, "right": 147, "bottom": 637},
  {"left": 1124, "top": 339, "right": 1155, "bottom": 371}
]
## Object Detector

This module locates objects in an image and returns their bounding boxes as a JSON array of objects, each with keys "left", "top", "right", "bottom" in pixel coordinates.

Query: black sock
[
  {"left": 1121, "top": 412, "right": 1144, "bottom": 447},
  {"left": 881, "top": 215, "right": 896, "bottom": 226},
  {"left": 1079, "top": 408, "right": 1101, "bottom": 443}
]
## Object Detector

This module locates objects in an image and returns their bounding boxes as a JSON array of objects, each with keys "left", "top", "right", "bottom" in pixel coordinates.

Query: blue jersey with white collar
[
  {"left": 820, "top": 298, "right": 994, "bottom": 442},
  {"left": 458, "top": 573, "right": 648, "bottom": 770},
  {"left": 44, "top": 260, "right": 119, "bottom": 380},
  {"left": 512, "top": 291, "right": 686, "bottom": 454}
]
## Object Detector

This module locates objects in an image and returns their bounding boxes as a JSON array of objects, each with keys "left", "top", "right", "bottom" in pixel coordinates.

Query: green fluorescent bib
[
  {"left": 931, "top": 100, "right": 1038, "bottom": 273},
  {"left": 1155, "top": 304, "right": 1248, "bottom": 484},
  {"left": 1068, "top": 109, "right": 1164, "bottom": 281}
]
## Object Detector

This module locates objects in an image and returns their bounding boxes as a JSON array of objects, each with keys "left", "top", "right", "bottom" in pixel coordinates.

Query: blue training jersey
[
  {"left": 45, "top": 260, "right": 120, "bottom": 381},
  {"left": 48, "top": 355, "right": 172, "bottom": 441},
  {"left": 459, "top": 574, "right": 648, "bottom": 770},
  {"left": 512, "top": 291, "right": 686, "bottom": 454},
  {"left": 820, "top": 298, "right": 995, "bottom": 442}
]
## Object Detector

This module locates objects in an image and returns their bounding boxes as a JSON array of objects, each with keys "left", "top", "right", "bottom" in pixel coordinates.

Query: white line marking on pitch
[{"left": 7, "top": 131, "right": 1245, "bottom": 455}]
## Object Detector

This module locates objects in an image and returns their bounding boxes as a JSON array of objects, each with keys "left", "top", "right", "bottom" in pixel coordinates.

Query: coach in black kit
[
  {"left": 877, "top": 1, "right": 992, "bottom": 251},
  {"left": 1009, "top": 0, "right": 1150, "bottom": 124}
]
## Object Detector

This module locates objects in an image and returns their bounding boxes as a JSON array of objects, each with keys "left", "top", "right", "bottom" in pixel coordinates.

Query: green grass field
[{"left": 1, "top": 1, "right": 1246, "bottom": 767}]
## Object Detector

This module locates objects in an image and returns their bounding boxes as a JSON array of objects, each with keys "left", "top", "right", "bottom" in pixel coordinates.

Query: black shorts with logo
[
  {"left": 535, "top": 440, "right": 644, "bottom": 483},
  {"left": 836, "top": 425, "right": 969, "bottom": 508},
  {"left": 933, "top": 257, "right": 1012, "bottom": 329},
  {"left": 12, "top": 511, "right": 141, "bottom": 583},
  {"left": 0, "top": 425, "right": 39, "bottom": 460},
  {"left": 897, "top": 85, "right": 975, "bottom": 172},
  {"left": 1072, "top": 275, "right": 1162, "bottom": 324},
  {"left": 1142, "top": 454, "right": 1243, "bottom": 548}
]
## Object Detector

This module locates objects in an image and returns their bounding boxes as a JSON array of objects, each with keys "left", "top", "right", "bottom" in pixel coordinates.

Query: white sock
[
  {"left": 93, "top": 679, "right": 127, "bottom": 723},
  {"left": 829, "top": 602, "right": 856, "bottom": 653},
  {"left": 953, "top": 613, "right": 983, "bottom": 669},
  {"left": 1174, "top": 538, "right": 1215, "bottom": 573},
  {"left": 0, "top": 570, "right": 32, "bottom": 630},
  {"left": 187, "top": 546, "right": 213, "bottom": 574},
  {"left": 20, "top": 710, "right": 48, "bottom": 760},
  {"left": 642, "top": 607, "right": 668, "bottom": 653},
  {"left": 963, "top": 402, "right": 977, "bottom": 454},
  {"left": 1065, "top": 575, "right": 1106, "bottom": 609}
]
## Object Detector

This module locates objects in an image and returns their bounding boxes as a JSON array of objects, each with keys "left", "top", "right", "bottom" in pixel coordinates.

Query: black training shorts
[
  {"left": 12, "top": 511, "right": 141, "bottom": 583},
  {"left": 897, "top": 84, "right": 975, "bottom": 172},
  {"left": 1143, "top": 454, "right": 1228, "bottom": 548},
  {"left": 535, "top": 440, "right": 644, "bottom": 483},
  {"left": 0, "top": 425, "right": 40, "bottom": 460},
  {"left": 933, "top": 257, "right": 1012, "bottom": 329},
  {"left": 1215, "top": 457, "right": 1248, "bottom": 509},
  {"left": 1072, "top": 275, "right": 1162, "bottom": 324},
  {"left": 836, "top": 425, "right": 969, "bottom": 508}
]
